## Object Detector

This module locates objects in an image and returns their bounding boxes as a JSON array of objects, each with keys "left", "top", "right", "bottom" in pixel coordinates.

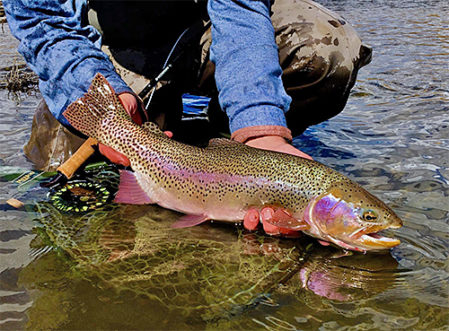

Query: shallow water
[{"left": 1, "top": 1, "right": 448, "bottom": 330}]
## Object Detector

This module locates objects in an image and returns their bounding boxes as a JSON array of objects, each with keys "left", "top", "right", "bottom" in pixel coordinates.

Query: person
[{"left": 4, "top": 0, "right": 371, "bottom": 235}]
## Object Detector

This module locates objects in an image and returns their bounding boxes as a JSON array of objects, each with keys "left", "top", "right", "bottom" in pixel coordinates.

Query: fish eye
[{"left": 362, "top": 210, "right": 378, "bottom": 221}]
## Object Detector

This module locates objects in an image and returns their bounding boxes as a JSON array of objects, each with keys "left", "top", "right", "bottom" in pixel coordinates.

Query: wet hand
[
  {"left": 99, "top": 93, "right": 172, "bottom": 166},
  {"left": 244, "top": 135, "right": 312, "bottom": 236},
  {"left": 243, "top": 207, "right": 304, "bottom": 237},
  {"left": 117, "top": 92, "right": 144, "bottom": 125},
  {"left": 245, "top": 135, "right": 312, "bottom": 160}
]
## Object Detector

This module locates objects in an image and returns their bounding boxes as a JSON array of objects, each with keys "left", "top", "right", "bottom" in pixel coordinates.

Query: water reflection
[
  {"left": 295, "top": 250, "right": 399, "bottom": 302},
  {"left": 15, "top": 198, "right": 405, "bottom": 329}
]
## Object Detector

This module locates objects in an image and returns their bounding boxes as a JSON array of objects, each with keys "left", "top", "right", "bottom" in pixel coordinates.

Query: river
[{"left": 1, "top": 1, "right": 448, "bottom": 329}]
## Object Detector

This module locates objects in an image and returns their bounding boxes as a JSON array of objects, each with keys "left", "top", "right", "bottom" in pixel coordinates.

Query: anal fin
[{"left": 171, "top": 214, "right": 210, "bottom": 228}]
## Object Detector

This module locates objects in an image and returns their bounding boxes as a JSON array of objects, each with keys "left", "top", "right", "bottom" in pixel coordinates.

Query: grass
[{"left": 0, "top": 61, "right": 38, "bottom": 93}]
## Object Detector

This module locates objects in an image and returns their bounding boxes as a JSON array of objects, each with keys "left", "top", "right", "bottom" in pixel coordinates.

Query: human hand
[
  {"left": 99, "top": 93, "right": 172, "bottom": 166},
  {"left": 117, "top": 92, "right": 144, "bottom": 125},
  {"left": 245, "top": 135, "right": 312, "bottom": 159},
  {"left": 243, "top": 206, "right": 308, "bottom": 237},
  {"left": 243, "top": 135, "right": 312, "bottom": 235}
]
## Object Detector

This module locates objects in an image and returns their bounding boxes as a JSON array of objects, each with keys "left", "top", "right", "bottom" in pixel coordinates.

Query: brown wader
[{"left": 24, "top": 0, "right": 371, "bottom": 171}]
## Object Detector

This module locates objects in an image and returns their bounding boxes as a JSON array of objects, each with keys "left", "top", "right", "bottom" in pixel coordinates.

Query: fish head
[{"left": 304, "top": 181, "right": 402, "bottom": 252}]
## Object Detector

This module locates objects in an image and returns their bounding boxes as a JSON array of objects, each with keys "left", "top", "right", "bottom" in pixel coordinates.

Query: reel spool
[{"left": 48, "top": 180, "right": 112, "bottom": 213}]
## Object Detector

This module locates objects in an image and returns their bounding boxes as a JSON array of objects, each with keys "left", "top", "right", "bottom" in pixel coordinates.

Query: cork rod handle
[{"left": 57, "top": 137, "right": 98, "bottom": 179}]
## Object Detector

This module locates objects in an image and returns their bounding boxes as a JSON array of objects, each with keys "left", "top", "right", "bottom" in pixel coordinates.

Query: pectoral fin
[{"left": 114, "top": 170, "right": 153, "bottom": 205}]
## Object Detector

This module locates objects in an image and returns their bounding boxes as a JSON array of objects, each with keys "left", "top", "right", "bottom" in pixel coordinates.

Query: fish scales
[
  {"left": 64, "top": 74, "right": 402, "bottom": 251},
  {"left": 84, "top": 95, "right": 341, "bottom": 217},
  {"left": 110, "top": 125, "right": 342, "bottom": 219}
]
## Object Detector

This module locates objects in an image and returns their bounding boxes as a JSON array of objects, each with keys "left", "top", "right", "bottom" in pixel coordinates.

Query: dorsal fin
[
  {"left": 141, "top": 121, "right": 166, "bottom": 136},
  {"left": 171, "top": 214, "right": 210, "bottom": 228},
  {"left": 207, "top": 138, "right": 242, "bottom": 148}
]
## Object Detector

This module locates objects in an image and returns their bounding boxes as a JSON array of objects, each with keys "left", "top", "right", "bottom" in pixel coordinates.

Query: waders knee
[
  {"left": 271, "top": 0, "right": 372, "bottom": 135},
  {"left": 24, "top": 101, "right": 85, "bottom": 171}
]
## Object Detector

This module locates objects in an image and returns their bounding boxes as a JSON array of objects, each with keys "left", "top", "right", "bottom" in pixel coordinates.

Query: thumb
[
  {"left": 98, "top": 143, "right": 130, "bottom": 167},
  {"left": 118, "top": 92, "right": 142, "bottom": 125}
]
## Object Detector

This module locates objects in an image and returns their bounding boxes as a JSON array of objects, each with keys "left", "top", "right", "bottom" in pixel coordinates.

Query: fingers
[
  {"left": 275, "top": 144, "right": 313, "bottom": 160},
  {"left": 98, "top": 143, "right": 130, "bottom": 167},
  {"left": 243, "top": 207, "right": 302, "bottom": 237},
  {"left": 261, "top": 207, "right": 281, "bottom": 235},
  {"left": 164, "top": 131, "right": 174, "bottom": 139},
  {"left": 243, "top": 208, "right": 260, "bottom": 230},
  {"left": 117, "top": 94, "right": 177, "bottom": 136},
  {"left": 99, "top": 93, "right": 171, "bottom": 166},
  {"left": 245, "top": 135, "right": 313, "bottom": 160},
  {"left": 118, "top": 93, "right": 143, "bottom": 125},
  {"left": 278, "top": 227, "right": 302, "bottom": 237},
  {"left": 97, "top": 94, "right": 170, "bottom": 166}
]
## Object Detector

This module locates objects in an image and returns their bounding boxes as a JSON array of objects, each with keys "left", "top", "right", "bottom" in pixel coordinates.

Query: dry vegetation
[
  {"left": 0, "top": 1, "right": 5, "bottom": 24},
  {"left": 0, "top": 2, "right": 39, "bottom": 93},
  {"left": 0, "top": 61, "right": 38, "bottom": 92}
]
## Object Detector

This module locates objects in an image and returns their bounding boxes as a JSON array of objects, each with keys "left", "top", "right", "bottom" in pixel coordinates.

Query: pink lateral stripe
[{"left": 114, "top": 170, "right": 153, "bottom": 205}]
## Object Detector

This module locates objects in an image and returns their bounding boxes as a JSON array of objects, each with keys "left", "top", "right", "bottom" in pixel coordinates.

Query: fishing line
[
  {"left": 141, "top": 20, "right": 210, "bottom": 111},
  {"left": 144, "top": 27, "right": 191, "bottom": 110}
]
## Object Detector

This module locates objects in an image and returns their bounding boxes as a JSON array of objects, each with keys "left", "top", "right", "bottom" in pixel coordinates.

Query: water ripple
[{"left": 1, "top": 1, "right": 449, "bottom": 329}]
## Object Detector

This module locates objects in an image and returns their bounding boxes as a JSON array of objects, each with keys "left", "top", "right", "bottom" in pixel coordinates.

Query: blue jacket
[{"left": 4, "top": 0, "right": 291, "bottom": 133}]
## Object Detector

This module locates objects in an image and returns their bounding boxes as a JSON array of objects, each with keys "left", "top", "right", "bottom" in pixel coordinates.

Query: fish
[{"left": 63, "top": 73, "right": 403, "bottom": 252}]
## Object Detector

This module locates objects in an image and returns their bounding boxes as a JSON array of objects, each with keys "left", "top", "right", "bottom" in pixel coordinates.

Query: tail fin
[{"left": 63, "top": 73, "right": 127, "bottom": 138}]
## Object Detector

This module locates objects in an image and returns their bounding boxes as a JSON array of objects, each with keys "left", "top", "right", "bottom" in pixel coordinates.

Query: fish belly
[{"left": 135, "top": 171, "right": 248, "bottom": 222}]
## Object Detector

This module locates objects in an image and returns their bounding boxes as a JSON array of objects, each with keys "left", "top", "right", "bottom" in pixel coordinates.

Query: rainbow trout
[{"left": 64, "top": 74, "right": 402, "bottom": 252}]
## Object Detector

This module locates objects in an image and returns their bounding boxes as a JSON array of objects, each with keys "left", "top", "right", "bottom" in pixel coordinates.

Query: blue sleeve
[
  {"left": 207, "top": 0, "right": 292, "bottom": 133},
  {"left": 3, "top": 0, "right": 132, "bottom": 127}
]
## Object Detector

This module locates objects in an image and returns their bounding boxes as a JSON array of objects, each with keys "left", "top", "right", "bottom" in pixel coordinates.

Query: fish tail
[{"left": 63, "top": 73, "right": 127, "bottom": 138}]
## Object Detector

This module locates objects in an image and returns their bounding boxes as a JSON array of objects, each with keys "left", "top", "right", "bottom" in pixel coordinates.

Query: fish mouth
[
  {"left": 356, "top": 231, "right": 401, "bottom": 249},
  {"left": 320, "top": 224, "right": 402, "bottom": 252},
  {"left": 311, "top": 225, "right": 402, "bottom": 252},
  {"left": 351, "top": 221, "right": 402, "bottom": 250},
  {"left": 337, "top": 227, "right": 401, "bottom": 251}
]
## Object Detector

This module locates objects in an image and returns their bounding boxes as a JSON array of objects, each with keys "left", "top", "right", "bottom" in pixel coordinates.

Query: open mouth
[
  {"left": 346, "top": 223, "right": 402, "bottom": 250},
  {"left": 358, "top": 231, "right": 401, "bottom": 248},
  {"left": 327, "top": 228, "right": 402, "bottom": 252}
]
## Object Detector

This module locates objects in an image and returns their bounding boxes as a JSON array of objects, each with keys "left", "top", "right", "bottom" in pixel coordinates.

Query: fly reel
[{"left": 48, "top": 180, "right": 112, "bottom": 213}]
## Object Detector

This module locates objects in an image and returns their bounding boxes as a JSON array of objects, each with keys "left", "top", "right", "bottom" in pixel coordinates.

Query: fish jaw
[{"left": 303, "top": 192, "right": 402, "bottom": 252}]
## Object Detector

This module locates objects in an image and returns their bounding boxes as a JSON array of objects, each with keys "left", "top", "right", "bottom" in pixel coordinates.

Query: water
[{"left": 1, "top": 1, "right": 448, "bottom": 329}]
